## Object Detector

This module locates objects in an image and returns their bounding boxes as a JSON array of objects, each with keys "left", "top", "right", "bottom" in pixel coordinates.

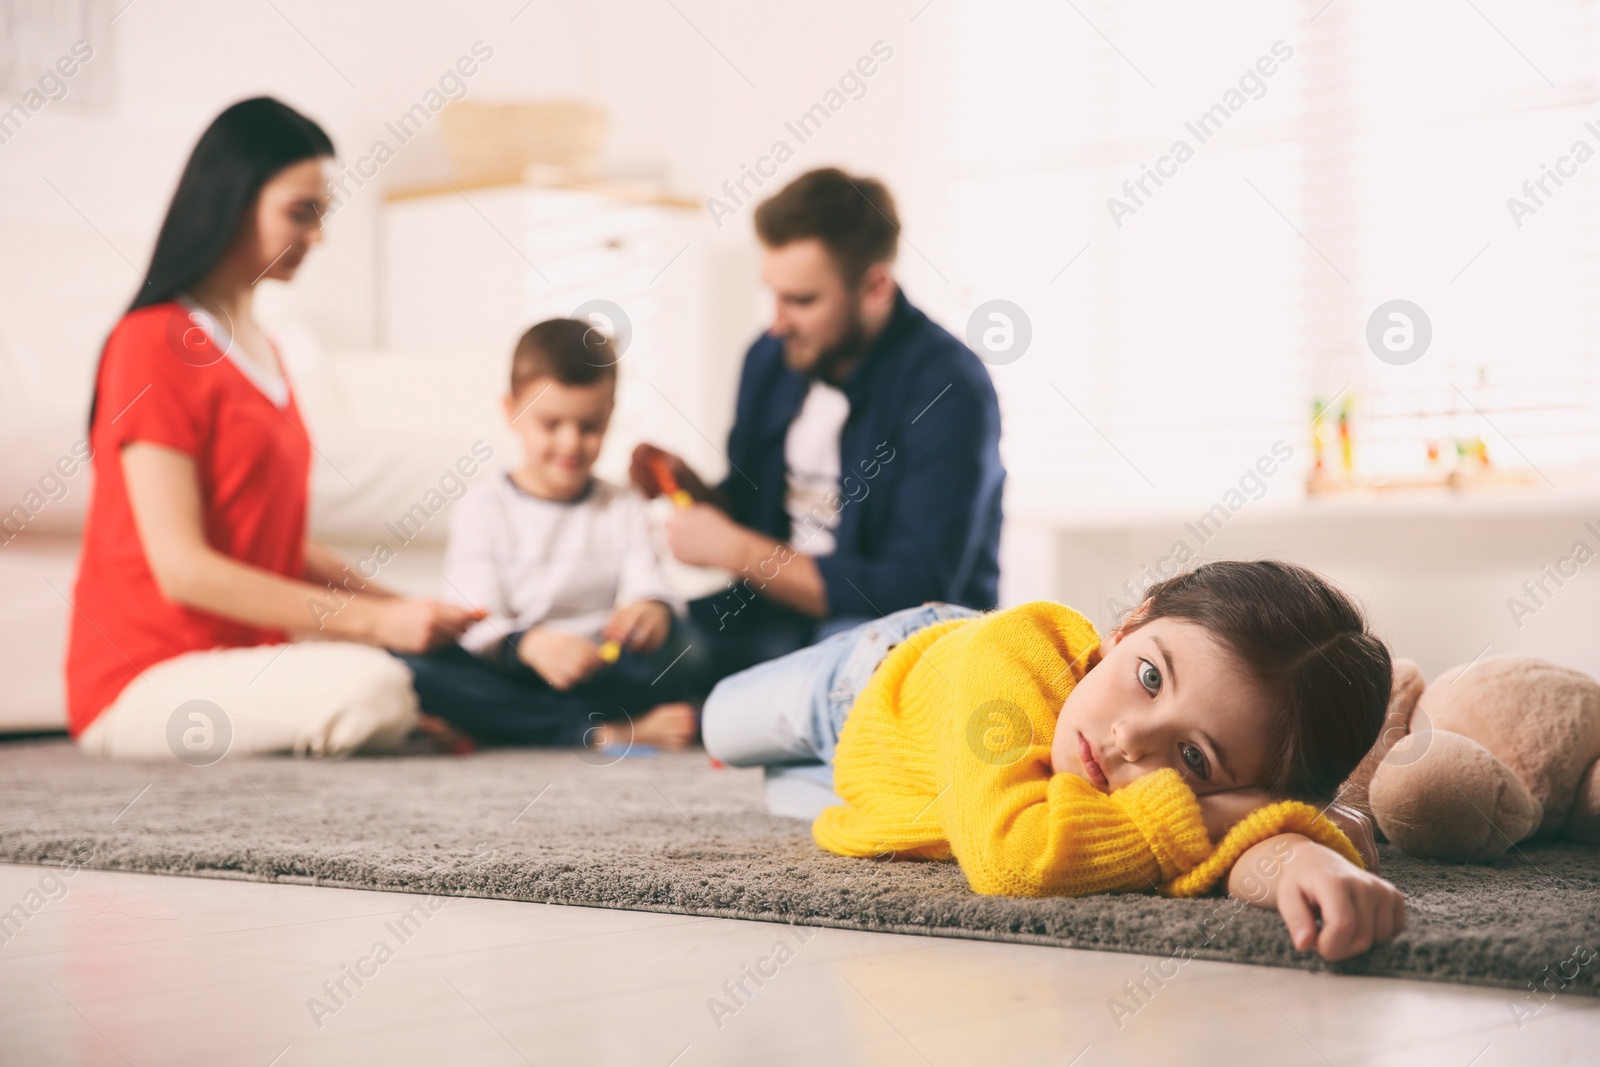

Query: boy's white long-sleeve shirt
[{"left": 443, "top": 474, "right": 683, "bottom": 656}]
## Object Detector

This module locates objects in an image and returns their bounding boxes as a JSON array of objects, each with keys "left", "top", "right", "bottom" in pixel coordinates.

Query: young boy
[{"left": 399, "top": 319, "right": 699, "bottom": 750}]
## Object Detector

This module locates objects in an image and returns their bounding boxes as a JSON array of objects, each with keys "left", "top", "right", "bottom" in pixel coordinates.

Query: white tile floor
[{"left": 1, "top": 864, "right": 1595, "bottom": 1066}]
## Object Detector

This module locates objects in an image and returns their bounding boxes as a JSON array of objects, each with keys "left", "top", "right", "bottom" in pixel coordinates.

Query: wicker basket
[{"left": 439, "top": 101, "right": 608, "bottom": 184}]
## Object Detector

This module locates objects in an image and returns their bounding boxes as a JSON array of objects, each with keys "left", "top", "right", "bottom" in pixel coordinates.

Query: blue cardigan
[{"left": 699, "top": 289, "right": 1004, "bottom": 640}]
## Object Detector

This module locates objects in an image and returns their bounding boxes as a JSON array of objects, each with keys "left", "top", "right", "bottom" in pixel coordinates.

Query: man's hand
[
  {"left": 603, "top": 599, "right": 672, "bottom": 655},
  {"left": 630, "top": 444, "right": 826, "bottom": 616},
  {"left": 629, "top": 443, "right": 711, "bottom": 502},
  {"left": 1195, "top": 786, "right": 1274, "bottom": 842},
  {"left": 665, "top": 503, "right": 751, "bottom": 570},
  {"left": 517, "top": 627, "right": 605, "bottom": 690}
]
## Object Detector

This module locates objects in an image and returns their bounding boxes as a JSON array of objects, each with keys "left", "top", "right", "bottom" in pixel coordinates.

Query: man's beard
[{"left": 783, "top": 302, "right": 871, "bottom": 383}]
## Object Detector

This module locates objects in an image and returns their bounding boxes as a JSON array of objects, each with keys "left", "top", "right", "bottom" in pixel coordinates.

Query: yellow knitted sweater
[{"left": 812, "top": 601, "right": 1364, "bottom": 898}]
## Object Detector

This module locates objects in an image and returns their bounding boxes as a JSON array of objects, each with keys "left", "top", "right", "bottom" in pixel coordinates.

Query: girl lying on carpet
[{"left": 701, "top": 559, "right": 1404, "bottom": 962}]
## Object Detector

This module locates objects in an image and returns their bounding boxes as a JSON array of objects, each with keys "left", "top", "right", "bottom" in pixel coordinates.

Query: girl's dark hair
[
  {"left": 1121, "top": 559, "right": 1391, "bottom": 804},
  {"left": 87, "top": 97, "right": 334, "bottom": 424}
]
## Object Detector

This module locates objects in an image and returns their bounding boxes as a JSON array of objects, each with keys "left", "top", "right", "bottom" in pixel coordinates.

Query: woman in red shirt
[{"left": 69, "top": 97, "right": 473, "bottom": 761}]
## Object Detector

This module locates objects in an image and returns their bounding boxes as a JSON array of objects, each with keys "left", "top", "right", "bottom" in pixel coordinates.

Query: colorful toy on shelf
[
  {"left": 1311, "top": 398, "right": 1329, "bottom": 477},
  {"left": 1307, "top": 394, "right": 1356, "bottom": 494},
  {"left": 1456, "top": 435, "right": 1490, "bottom": 470},
  {"left": 1307, "top": 382, "right": 1537, "bottom": 497},
  {"left": 1338, "top": 394, "right": 1354, "bottom": 478}
]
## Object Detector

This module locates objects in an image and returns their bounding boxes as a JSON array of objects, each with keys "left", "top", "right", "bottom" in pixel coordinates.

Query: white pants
[{"left": 77, "top": 642, "right": 419, "bottom": 761}]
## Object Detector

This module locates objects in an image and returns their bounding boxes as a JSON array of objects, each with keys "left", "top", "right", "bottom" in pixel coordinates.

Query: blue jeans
[
  {"left": 702, "top": 602, "right": 980, "bottom": 817},
  {"left": 394, "top": 619, "right": 707, "bottom": 746}
]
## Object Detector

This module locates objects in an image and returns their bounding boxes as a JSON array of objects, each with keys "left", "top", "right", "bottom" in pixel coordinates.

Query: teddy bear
[{"left": 1338, "top": 655, "right": 1600, "bottom": 862}]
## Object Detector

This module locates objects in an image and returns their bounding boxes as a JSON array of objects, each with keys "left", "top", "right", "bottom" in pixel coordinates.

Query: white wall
[
  {"left": 1012, "top": 499, "right": 1600, "bottom": 682},
  {"left": 0, "top": 0, "right": 957, "bottom": 424},
  {"left": 2, "top": 1, "right": 584, "bottom": 398}
]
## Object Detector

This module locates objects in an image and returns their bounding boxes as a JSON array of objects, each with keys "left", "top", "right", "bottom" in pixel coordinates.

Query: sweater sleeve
[
  {"left": 614, "top": 489, "right": 684, "bottom": 617},
  {"left": 441, "top": 485, "right": 517, "bottom": 657},
  {"left": 1156, "top": 799, "right": 1366, "bottom": 898},
  {"left": 935, "top": 604, "right": 1217, "bottom": 897}
]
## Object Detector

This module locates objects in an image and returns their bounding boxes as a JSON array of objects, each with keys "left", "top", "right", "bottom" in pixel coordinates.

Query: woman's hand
[
  {"left": 517, "top": 626, "right": 605, "bottom": 690},
  {"left": 603, "top": 600, "right": 672, "bottom": 654},
  {"left": 368, "top": 598, "right": 474, "bottom": 654},
  {"left": 1195, "top": 786, "right": 1274, "bottom": 842},
  {"left": 119, "top": 443, "right": 468, "bottom": 646}
]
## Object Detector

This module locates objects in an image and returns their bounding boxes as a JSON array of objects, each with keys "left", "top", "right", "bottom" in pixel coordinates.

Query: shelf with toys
[{"left": 1306, "top": 391, "right": 1543, "bottom": 498}]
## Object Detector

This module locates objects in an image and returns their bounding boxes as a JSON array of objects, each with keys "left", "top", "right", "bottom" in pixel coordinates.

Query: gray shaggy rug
[{"left": 1, "top": 737, "right": 1596, "bottom": 997}]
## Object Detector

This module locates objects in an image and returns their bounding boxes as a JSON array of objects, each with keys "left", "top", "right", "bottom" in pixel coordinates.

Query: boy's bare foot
[{"left": 592, "top": 702, "right": 698, "bottom": 751}]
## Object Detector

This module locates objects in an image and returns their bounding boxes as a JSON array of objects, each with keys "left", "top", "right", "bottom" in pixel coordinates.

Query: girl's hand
[
  {"left": 1231, "top": 835, "right": 1405, "bottom": 961},
  {"left": 1195, "top": 786, "right": 1274, "bottom": 842},
  {"left": 1275, "top": 839, "right": 1406, "bottom": 961},
  {"left": 603, "top": 600, "right": 672, "bottom": 654}
]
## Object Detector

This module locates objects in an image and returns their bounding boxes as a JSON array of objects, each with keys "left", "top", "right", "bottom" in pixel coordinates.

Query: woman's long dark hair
[{"left": 87, "top": 96, "right": 334, "bottom": 424}]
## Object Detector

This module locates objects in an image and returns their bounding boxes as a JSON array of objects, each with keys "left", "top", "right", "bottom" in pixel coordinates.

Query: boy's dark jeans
[{"left": 393, "top": 620, "right": 707, "bottom": 746}]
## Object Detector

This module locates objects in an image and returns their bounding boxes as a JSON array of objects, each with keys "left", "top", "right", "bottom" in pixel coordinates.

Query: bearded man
[{"left": 631, "top": 168, "right": 1005, "bottom": 685}]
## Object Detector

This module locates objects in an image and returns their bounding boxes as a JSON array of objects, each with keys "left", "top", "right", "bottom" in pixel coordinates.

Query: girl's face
[
  {"left": 236, "top": 157, "right": 334, "bottom": 283},
  {"left": 1050, "top": 616, "right": 1277, "bottom": 796}
]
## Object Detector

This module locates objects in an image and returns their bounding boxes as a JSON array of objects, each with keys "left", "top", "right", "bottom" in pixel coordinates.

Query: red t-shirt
[{"left": 66, "top": 302, "right": 312, "bottom": 736}]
